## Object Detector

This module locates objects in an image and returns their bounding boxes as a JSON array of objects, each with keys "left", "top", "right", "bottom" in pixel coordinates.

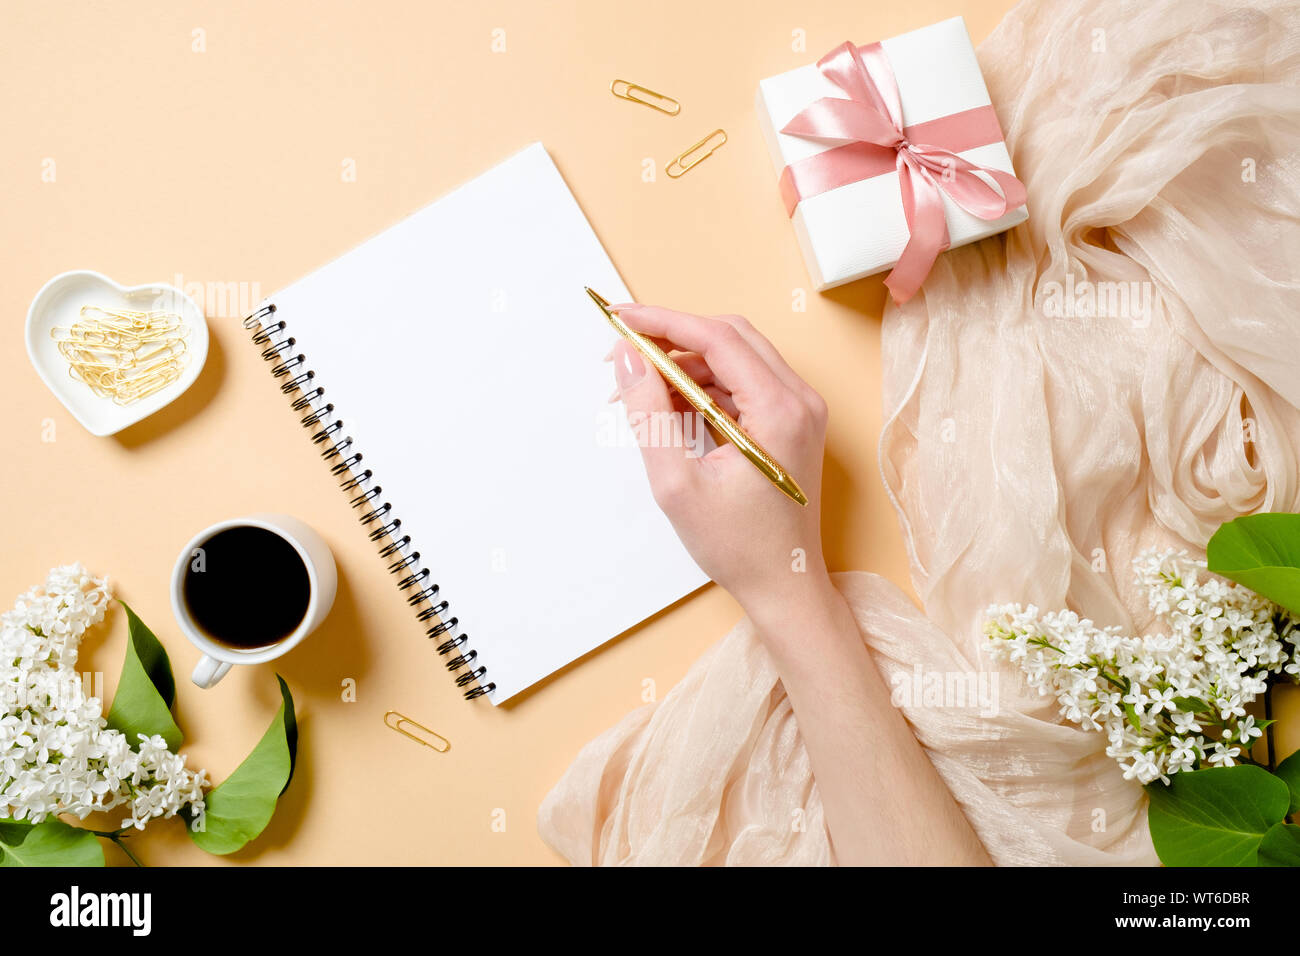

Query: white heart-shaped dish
[{"left": 25, "top": 270, "right": 209, "bottom": 437}]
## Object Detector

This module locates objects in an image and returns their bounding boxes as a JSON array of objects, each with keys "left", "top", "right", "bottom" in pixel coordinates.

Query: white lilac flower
[
  {"left": 1236, "top": 715, "right": 1263, "bottom": 744},
  {"left": 986, "top": 549, "right": 1299, "bottom": 785},
  {"left": 1168, "top": 735, "right": 1199, "bottom": 770},
  {"left": 1208, "top": 742, "right": 1241, "bottom": 767},
  {"left": 0, "top": 565, "right": 208, "bottom": 829},
  {"left": 1148, "top": 687, "right": 1178, "bottom": 715},
  {"left": 1170, "top": 710, "right": 1202, "bottom": 735}
]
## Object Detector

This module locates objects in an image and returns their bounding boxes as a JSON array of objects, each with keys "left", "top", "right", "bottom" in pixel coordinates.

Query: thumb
[{"left": 612, "top": 339, "right": 695, "bottom": 499}]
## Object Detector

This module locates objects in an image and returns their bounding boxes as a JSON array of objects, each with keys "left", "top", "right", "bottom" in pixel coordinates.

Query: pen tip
[{"left": 586, "top": 287, "right": 610, "bottom": 309}]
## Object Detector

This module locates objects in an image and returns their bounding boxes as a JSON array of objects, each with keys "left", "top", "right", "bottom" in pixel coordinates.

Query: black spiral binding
[{"left": 244, "top": 304, "right": 495, "bottom": 701}]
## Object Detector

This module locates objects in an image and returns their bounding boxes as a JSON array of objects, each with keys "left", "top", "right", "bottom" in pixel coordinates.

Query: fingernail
[
  {"left": 606, "top": 388, "right": 621, "bottom": 404},
  {"left": 614, "top": 340, "right": 645, "bottom": 391},
  {"left": 602, "top": 346, "right": 614, "bottom": 362}
]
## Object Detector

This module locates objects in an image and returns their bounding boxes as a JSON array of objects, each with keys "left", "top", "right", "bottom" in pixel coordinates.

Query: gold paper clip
[
  {"left": 383, "top": 710, "right": 450, "bottom": 753},
  {"left": 610, "top": 79, "right": 681, "bottom": 116},
  {"left": 666, "top": 129, "right": 727, "bottom": 178}
]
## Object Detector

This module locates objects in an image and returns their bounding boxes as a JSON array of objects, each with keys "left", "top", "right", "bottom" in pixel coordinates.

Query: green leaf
[
  {"left": 188, "top": 675, "right": 298, "bottom": 855},
  {"left": 1173, "top": 696, "right": 1209, "bottom": 713},
  {"left": 0, "top": 819, "right": 105, "bottom": 867},
  {"left": 1259, "top": 822, "right": 1300, "bottom": 866},
  {"left": 1147, "top": 765, "right": 1290, "bottom": 866},
  {"left": 105, "top": 603, "right": 182, "bottom": 751},
  {"left": 1124, "top": 702, "right": 1141, "bottom": 731},
  {"left": 1275, "top": 749, "right": 1300, "bottom": 816},
  {"left": 1207, "top": 513, "right": 1300, "bottom": 616},
  {"left": 278, "top": 673, "right": 299, "bottom": 797}
]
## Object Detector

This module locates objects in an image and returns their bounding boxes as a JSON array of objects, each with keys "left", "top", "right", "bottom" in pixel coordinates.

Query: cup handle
[{"left": 192, "top": 655, "right": 233, "bottom": 689}]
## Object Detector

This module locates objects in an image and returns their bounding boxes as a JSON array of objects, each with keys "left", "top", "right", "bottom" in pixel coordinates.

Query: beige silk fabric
[{"left": 538, "top": 0, "right": 1300, "bottom": 865}]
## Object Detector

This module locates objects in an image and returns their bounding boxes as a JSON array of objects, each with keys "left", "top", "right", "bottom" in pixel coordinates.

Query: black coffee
[{"left": 182, "top": 525, "right": 311, "bottom": 649}]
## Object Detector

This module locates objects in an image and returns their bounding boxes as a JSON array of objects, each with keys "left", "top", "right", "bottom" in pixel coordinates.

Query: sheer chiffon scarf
[{"left": 538, "top": 0, "right": 1300, "bottom": 865}]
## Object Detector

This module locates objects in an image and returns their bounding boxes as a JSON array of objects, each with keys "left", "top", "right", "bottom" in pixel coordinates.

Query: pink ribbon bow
[{"left": 779, "top": 41, "right": 1027, "bottom": 303}]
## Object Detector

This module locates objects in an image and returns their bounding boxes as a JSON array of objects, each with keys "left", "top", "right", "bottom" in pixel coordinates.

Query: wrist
[
  {"left": 736, "top": 565, "right": 842, "bottom": 638},
  {"left": 745, "top": 570, "right": 866, "bottom": 685}
]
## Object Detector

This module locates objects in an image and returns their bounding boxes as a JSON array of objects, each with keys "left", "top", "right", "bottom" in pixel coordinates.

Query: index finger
[{"left": 609, "top": 304, "right": 787, "bottom": 409}]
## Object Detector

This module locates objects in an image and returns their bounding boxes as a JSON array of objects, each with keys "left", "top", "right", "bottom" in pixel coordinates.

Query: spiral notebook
[{"left": 244, "top": 143, "right": 708, "bottom": 703}]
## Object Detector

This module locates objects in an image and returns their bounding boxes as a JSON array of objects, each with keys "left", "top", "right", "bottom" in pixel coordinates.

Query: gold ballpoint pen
[{"left": 587, "top": 287, "right": 808, "bottom": 506}]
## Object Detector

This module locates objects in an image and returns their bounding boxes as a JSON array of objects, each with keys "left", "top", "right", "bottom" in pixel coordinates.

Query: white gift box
[{"left": 756, "top": 17, "right": 1027, "bottom": 292}]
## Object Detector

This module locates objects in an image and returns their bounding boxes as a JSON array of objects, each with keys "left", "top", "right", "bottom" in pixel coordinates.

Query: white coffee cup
[{"left": 172, "top": 513, "right": 337, "bottom": 688}]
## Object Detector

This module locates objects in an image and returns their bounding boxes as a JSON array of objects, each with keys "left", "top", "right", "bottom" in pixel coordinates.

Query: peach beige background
[{"left": 4, "top": 0, "right": 1295, "bottom": 865}]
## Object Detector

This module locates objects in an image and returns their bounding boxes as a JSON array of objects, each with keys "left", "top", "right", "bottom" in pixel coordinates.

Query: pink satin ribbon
[{"left": 779, "top": 41, "right": 1027, "bottom": 303}]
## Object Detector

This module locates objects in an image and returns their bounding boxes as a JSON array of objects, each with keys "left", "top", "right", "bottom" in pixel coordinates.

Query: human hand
[
  {"left": 608, "top": 304, "right": 830, "bottom": 610},
  {"left": 606, "top": 306, "right": 991, "bottom": 868}
]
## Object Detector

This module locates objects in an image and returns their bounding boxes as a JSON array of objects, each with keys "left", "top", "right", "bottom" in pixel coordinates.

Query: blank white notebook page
[{"left": 268, "top": 143, "right": 708, "bottom": 702}]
